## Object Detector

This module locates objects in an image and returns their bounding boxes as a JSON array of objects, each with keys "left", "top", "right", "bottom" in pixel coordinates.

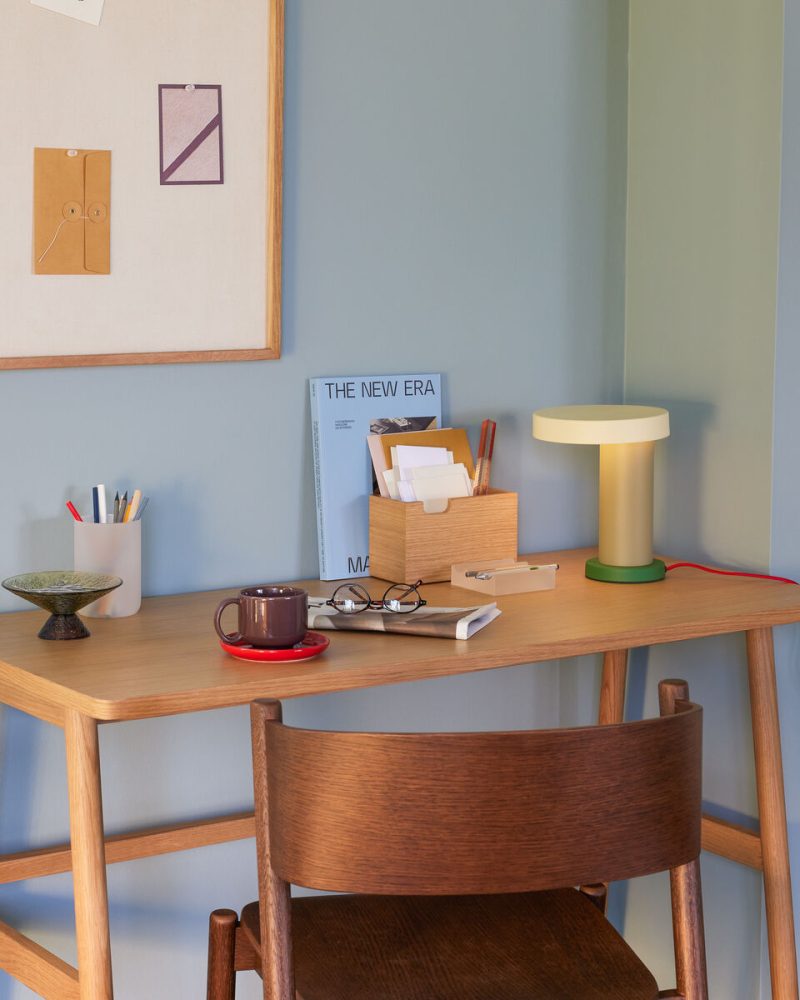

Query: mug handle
[{"left": 215, "top": 597, "right": 243, "bottom": 645}]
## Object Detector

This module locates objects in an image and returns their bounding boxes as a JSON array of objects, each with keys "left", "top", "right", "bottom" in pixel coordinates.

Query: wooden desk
[{"left": 0, "top": 548, "right": 798, "bottom": 998}]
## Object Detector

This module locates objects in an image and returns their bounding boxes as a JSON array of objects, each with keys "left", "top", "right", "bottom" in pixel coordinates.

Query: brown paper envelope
[
  {"left": 84, "top": 152, "right": 111, "bottom": 273},
  {"left": 379, "top": 428, "right": 476, "bottom": 479},
  {"left": 33, "top": 148, "right": 111, "bottom": 275}
]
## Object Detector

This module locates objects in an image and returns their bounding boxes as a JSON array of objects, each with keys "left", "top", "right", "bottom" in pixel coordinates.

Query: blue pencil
[{"left": 92, "top": 486, "right": 100, "bottom": 524}]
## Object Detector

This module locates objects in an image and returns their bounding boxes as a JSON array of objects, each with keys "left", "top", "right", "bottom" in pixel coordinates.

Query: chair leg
[
  {"left": 669, "top": 860, "right": 707, "bottom": 1000},
  {"left": 578, "top": 883, "right": 608, "bottom": 913},
  {"left": 207, "top": 909, "right": 239, "bottom": 1000}
]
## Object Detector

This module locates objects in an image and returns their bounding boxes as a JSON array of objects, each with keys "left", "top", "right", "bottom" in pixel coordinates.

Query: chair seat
[{"left": 240, "top": 889, "right": 660, "bottom": 1000}]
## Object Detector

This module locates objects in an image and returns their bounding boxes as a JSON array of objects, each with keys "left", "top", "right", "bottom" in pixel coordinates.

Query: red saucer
[{"left": 220, "top": 630, "right": 330, "bottom": 663}]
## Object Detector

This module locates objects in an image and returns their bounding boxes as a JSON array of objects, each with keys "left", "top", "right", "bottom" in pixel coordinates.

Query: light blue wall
[
  {"left": 0, "top": 2, "right": 628, "bottom": 996},
  {"left": 773, "top": 1, "right": 800, "bottom": 996},
  {"left": 624, "top": 2, "right": 787, "bottom": 997}
]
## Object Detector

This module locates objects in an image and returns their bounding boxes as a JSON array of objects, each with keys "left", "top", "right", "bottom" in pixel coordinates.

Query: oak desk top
[{"left": 1, "top": 548, "right": 799, "bottom": 725}]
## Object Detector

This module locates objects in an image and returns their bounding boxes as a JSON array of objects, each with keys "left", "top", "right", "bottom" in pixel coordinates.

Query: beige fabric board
[{"left": 2, "top": 0, "right": 268, "bottom": 358}]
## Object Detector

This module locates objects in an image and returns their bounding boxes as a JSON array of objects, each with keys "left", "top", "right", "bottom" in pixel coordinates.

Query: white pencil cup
[{"left": 74, "top": 521, "right": 142, "bottom": 618}]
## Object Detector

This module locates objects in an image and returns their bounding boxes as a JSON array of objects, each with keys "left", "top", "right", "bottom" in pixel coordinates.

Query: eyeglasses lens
[
  {"left": 331, "top": 584, "right": 371, "bottom": 614},
  {"left": 383, "top": 583, "right": 421, "bottom": 613}
]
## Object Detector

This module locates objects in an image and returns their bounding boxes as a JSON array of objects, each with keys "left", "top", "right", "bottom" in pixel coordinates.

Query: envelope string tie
[{"left": 37, "top": 215, "right": 90, "bottom": 265}]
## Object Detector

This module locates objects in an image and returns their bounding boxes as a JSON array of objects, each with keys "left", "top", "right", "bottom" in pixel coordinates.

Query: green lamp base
[{"left": 585, "top": 557, "right": 666, "bottom": 584}]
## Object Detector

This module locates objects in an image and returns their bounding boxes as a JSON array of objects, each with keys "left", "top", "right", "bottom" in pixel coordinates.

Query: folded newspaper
[{"left": 307, "top": 598, "right": 501, "bottom": 641}]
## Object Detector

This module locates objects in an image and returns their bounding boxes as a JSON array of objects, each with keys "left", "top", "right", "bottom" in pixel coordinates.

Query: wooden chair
[{"left": 207, "top": 679, "right": 707, "bottom": 1000}]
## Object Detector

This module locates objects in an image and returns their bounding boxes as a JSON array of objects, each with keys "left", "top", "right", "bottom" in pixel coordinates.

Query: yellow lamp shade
[{"left": 533, "top": 405, "right": 669, "bottom": 445}]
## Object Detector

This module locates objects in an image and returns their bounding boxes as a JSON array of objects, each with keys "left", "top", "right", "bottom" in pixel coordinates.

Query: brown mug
[{"left": 214, "top": 585, "right": 308, "bottom": 649}]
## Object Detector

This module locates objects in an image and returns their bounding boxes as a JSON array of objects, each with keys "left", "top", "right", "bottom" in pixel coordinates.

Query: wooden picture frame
[{"left": 2, "top": 0, "right": 284, "bottom": 370}]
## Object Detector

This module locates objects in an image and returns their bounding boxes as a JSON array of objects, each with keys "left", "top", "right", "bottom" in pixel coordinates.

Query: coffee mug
[{"left": 214, "top": 586, "right": 308, "bottom": 649}]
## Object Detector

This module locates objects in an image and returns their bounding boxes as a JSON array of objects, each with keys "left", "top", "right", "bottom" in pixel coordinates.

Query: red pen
[
  {"left": 472, "top": 421, "right": 489, "bottom": 495},
  {"left": 473, "top": 419, "right": 497, "bottom": 496},
  {"left": 66, "top": 501, "right": 83, "bottom": 522}
]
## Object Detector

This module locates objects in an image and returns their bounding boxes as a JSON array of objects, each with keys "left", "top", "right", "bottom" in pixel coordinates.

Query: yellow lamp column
[
  {"left": 532, "top": 405, "right": 670, "bottom": 583},
  {"left": 598, "top": 440, "right": 655, "bottom": 566}
]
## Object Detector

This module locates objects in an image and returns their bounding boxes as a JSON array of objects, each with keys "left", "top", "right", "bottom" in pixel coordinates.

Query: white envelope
[
  {"left": 411, "top": 468, "right": 472, "bottom": 502},
  {"left": 410, "top": 462, "right": 469, "bottom": 481}
]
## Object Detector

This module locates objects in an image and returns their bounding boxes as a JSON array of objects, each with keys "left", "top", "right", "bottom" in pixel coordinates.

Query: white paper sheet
[
  {"left": 31, "top": 0, "right": 106, "bottom": 26},
  {"left": 397, "top": 480, "right": 417, "bottom": 502},
  {"left": 392, "top": 445, "right": 451, "bottom": 472},
  {"left": 383, "top": 469, "right": 401, "bottom": 500}
]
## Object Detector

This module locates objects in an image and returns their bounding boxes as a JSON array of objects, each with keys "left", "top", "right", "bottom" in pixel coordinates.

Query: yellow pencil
[{"left": 124, "top": 489, "right": 142, "bottom": 523}]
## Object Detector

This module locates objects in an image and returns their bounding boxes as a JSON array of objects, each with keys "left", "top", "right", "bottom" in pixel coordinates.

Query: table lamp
[{"left": 532, "top": 404, "right": 670, "bottom": 583}]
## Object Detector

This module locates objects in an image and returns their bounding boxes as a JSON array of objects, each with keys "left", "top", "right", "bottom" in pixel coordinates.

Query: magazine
[
  {"left": 309, "top": 374, "right": 442, "bottom": 580},
  {"left": 307, "top": 598, "right": 500, "bottom": 641}
]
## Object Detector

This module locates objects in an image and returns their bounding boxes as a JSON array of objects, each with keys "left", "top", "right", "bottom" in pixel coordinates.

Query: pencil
[
  {"left": 66, "top": 501, "right": 83, "bottom": 522},
  {"left": 133, "top": 496, "right": 149, "bottom": 521},
  {"left": 124, "top": 489, "right": 142, "bottom": 523}
]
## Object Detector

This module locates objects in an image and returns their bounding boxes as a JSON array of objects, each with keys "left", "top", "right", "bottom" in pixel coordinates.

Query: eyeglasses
[{"left": 326, "top": 580, "right": 426, "bottom": 615}]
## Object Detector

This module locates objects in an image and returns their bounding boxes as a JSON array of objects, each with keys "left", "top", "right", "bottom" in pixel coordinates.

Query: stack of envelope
[{"left": 382, "top": 445, "right": 473, "bottom": 503}]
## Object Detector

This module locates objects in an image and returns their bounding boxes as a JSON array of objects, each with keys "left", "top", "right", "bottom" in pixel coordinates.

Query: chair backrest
[{"left": 255, "top": 697, "right": 702, "bottom": 896}]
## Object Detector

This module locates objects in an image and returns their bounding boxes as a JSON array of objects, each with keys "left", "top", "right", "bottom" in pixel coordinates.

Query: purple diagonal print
[{"left": 160, "top": 113, "right": 222, "bottom": 183}]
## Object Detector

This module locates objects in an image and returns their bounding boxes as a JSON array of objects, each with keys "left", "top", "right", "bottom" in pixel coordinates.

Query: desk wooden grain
[
  {"left": 0, "top": 547, "right": 797, "bottom": 999},
  {"left": 1, "top": 549, "right": 800, "bottom": 722}
]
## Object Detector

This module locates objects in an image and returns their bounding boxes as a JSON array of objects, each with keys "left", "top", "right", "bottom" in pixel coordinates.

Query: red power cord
[{"left": 665, "top": 562, "right": 798, "bottom": 586}]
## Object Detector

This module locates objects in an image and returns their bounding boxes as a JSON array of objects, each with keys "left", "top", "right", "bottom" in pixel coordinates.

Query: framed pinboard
[{"left": 1, "top": 0, "right": 284, "bottom": 368}]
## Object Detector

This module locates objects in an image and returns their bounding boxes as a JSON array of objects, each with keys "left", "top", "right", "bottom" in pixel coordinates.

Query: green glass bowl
[{"left": 2, "top": 571, "right": 123, "bottom": 640}]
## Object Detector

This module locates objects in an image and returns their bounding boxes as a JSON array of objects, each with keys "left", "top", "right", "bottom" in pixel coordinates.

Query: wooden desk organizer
[{"left": 369, "top": 489, "right": 518, "bottom": 583}]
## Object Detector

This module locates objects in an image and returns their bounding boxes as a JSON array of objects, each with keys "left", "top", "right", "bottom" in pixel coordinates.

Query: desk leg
[
  {"left": 747, "top": 627, "right": 798, "bottom": 1000},
  {"left": 65, "top": 710, "right": 114, "bottom": 1000},
  {"left": 585, "top": 649, "right": 630, "bottom": 912},
  {"left": 599, "top": 648, "right": 628, "bottom": 726}
]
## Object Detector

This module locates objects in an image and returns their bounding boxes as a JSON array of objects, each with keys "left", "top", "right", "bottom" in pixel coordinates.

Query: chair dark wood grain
[{"left": 207, "top": 679, "right": 707, "bottom": 999}]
